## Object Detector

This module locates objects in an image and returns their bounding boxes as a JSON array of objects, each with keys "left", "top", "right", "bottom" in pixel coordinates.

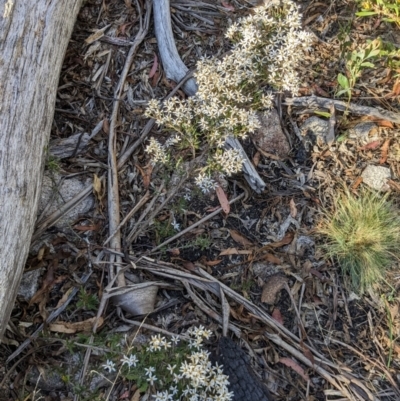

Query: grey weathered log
[
  {"left": 153, "top": 0, "right": 266, "bottom": 193},
  {"left": 284, "top": 95, "right": 400, "bottom": 124},
  {"left": 0, "top": 0, "right": 83, "bottom": 341},
  {"left": 153, "top": 0, "right": 198, "bottom": 96}
]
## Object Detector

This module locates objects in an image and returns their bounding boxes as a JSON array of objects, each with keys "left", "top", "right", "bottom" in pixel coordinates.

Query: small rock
[
  {"left": 295, "top": 235, "right": 315, "bottom": 258},
  {"left": 28, "top": 367, "right": 65, "bottom": 392},
  {"left": 348, "top": 122, "right": 379, "bottom": 145},
  {"left": 251, "top": 109, "right": 290, "bottom": 158},
  {"left": 17, "top": 269, "right": 42, "bottom": 301},
  {"left": 38, "top": 172, "right": 94, "bottom": 229},
  {"left": 261, "top": 274, "right": 288, "bottom": 305},
  {"left": 300, "top": 116, "right": 329, "bottom": 148},
  {"left": 361, "top": 165, "right": 391, "bottom": 191}
]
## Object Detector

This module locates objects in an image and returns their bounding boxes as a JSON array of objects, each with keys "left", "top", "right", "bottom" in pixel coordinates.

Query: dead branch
[{"left": 284, "top": 96, "right": 400, "bottom": 124}]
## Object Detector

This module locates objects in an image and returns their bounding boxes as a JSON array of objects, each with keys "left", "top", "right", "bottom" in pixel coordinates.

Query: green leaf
[
  {"left": 366, "top": 49, "right": 381, "bottom": 58},
  {"left": 356, "top": 11, "right": 378, "bottom": 16},
  {"left": 336, "top": 89, "right": 350, "bottom": 97},
  {"left": 361, "top": 61, "right": 375, "bottom": 68},
  {"left": 336, "top": 133, "right": 348, "bottom": 142},
  {"left": 337, "top": 73, "right": 350, "bottom": 89},
  {"left": 314, "top": 111, "right": 331, "bottom": 118}
]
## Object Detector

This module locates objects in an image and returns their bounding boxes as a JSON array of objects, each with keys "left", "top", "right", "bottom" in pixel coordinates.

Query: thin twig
[
  {"left": 103, "top": 191, "right": 150, "bottom": 246},
  {"left": 126, "top": 182, "right": 165, "bottom": 243},
  {"left": 106, "top": 0, "right": 152, "bottom": 287},
  {"left": 149, "top": 193, "right": 245, "bottom": 253}
]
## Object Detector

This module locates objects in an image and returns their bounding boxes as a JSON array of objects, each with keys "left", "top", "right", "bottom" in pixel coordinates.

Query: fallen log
[{"left": 0, "top": 0, "right": 83, "bottom": 340}]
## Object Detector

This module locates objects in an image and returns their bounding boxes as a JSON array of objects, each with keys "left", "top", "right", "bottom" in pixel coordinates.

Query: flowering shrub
[
  {"left": 101, "top": 326, "right": 233, "bottom": 401},
  {"left": 145, "top": 0, "right": 312, "bottom": 191}
]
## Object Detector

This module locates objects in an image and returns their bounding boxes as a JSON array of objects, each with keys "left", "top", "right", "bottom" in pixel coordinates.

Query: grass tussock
[{"left": 318, "top": 189, "right": 400, "bottom": 293}]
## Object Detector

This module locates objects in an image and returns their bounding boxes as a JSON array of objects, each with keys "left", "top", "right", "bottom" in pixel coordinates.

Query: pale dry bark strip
[
  {"left": 106, "top": 0, "right": 152, "bottom": 286},
  {"left": 0, "top": 0, "right": 84, "bottom": 340}
]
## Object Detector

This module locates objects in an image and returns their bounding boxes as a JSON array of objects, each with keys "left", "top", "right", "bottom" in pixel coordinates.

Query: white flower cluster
[
  {"left": 195, "top": 172, "right": 219, "bottom": 194},
  {"left": 144, "top": 0, "right": 312, "bottom": 190},
  {"left": 102, "top": 327, "right": 232, "bottom": 401},
  {"left": 148, "top": 333, "right": 172, "bottom": 352},
  {"left": 145, "top": 136, "right": 168, "bottom": 164},
  {"left": 224, "top": 0, "right": 313, "bottom": 94},
  {"left": 162, "top": 326, "right": 233, "bottom": 401}
]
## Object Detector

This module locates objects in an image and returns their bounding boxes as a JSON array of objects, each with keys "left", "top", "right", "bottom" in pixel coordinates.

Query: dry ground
[{"left": 1, "top": 0, "right": 400, "bottom": 400}]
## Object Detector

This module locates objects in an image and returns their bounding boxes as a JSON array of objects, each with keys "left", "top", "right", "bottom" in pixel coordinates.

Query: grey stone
[
  {"left": 361, "top": 165, "right": 391, "bottom": 191},
  {"left": 38, "top": 172, "right": 94, "bottom": 229},
  {"left": 28, "top": 367, "right": 65, "bottom": 392},
  {"left": 251, "top": 109, "right": 291, "bottom": 158},
  {"left": 300, "top": 116, "right": 329, "bottom": 147},
  {"left": 348, "top": 122, "right": 379, "bottom": 145},
  {"left": 17, "top": 269, "right": 42, "bottom": 301}
]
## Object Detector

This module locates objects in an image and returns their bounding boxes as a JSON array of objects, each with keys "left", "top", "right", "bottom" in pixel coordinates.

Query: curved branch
[{"left": 153, "top": 0, "right": 198, "bottom": 96}]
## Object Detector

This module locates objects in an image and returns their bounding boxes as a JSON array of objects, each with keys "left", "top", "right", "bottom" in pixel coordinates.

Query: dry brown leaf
[
  {"left": 279, "top": 357, "right": 310, "bottom": 382},
  {"left": 392, "top": 79, "right": 400, "bottom": 96},
  {"left": 182, "top": 261, "right": 197, "bottom": 271},
  {"left": 261, "top": 275, "right": 288, "bottom": 305},
  {"left": 49, "top": 317, "right": 104, "bottom": 334},
  {"left": 55, "top": 287, "right": 74, "bottom": 308},
  {"left": 135, "top": 163, "right": 153, "bottom": 190},
  {"left": 351, "top": 176, "right": 363, "bottom": 190},
  {"left": 300, "top": 340, "right": 315, "bottom": 366},
  {"left": 73, "top": 223, "right": 101, "bottom": 232},
  {"left": 230, "top": 306, "right": 251, "bottom": 324},
  {"left": 272, "top": 308, "right": 284, "bottom": 325},
  {"left": 203, "top": 259, "right": 222, "bottom": 266},
  {"left": 388, "top": 179, "right": 400, "bottom": 192},
  {"left": 261, "top": 252, "right": 282, "bottom": 265},
  {"left": 148, "top": 53, "right": 158, "bottom": 78},
  {"left": 379, "top": 138, "right": 390, "bottom": 164},
  {"left": 131, "top": 389, "right": 141, "bottom": 401},
  {"left": 216, "top": 186, "right": 230, "bottom": 214},
  {"left": 252, "top": 151, "right": 261, "bottom": 166},
  {"left": 229, "top": 229, "right": 253, "bottom": 247},
  {"left": 267, "top": 232, "right": 294, "bottom": 248},
  {"left": 221, "top": 1, "right": 235, "bottom": 10},
  {"left": 219, "top": 248, "right": 252, "bottom": 256},
  {"left": 102, "top": 119, "right": 110, "bottom": 134},
  {"left": 358, "top": 140, "right": 381, "bottom": 151},
  {"left": 93, "top": 173, "right": 104, "bottom": 200},
  {"left": 85, "top": 26, "right": 109, "bottom": 44},
  {"left": 289, "top": 198, "right": 297, "bottom": 218},
  {"left": 376, "top": 119, "right": 394, "bottom": 128},
  {"left": 29, "top": 266, "right": 55, "bottom": 305}
]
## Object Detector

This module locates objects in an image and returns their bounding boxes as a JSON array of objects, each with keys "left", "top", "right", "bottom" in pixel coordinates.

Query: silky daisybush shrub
[{"left": 145, "top": 0, "right": 312, "bottom": 192}]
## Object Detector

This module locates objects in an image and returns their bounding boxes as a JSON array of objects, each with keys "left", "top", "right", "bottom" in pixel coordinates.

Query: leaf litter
[{"left": 1, "top": 0, "right": 400, "bottom": 400}]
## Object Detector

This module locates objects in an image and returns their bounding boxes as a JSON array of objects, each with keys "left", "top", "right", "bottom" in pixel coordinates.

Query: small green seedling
[
  {"left": 336, "top": 40, "right": 381, "bottom": 101},
  {"left": 356, "top": 0, "right": 400, "bottom": 27}
]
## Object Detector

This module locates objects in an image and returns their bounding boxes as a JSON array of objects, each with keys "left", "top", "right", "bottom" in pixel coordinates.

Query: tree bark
[{"left": 0, "top": 0, "right": 83, "bottom": 340}]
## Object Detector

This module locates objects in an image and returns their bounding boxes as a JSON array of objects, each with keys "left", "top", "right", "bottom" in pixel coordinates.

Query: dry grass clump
[{"left": 317, "top": 189, "right": 400, "bottom": 293}]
